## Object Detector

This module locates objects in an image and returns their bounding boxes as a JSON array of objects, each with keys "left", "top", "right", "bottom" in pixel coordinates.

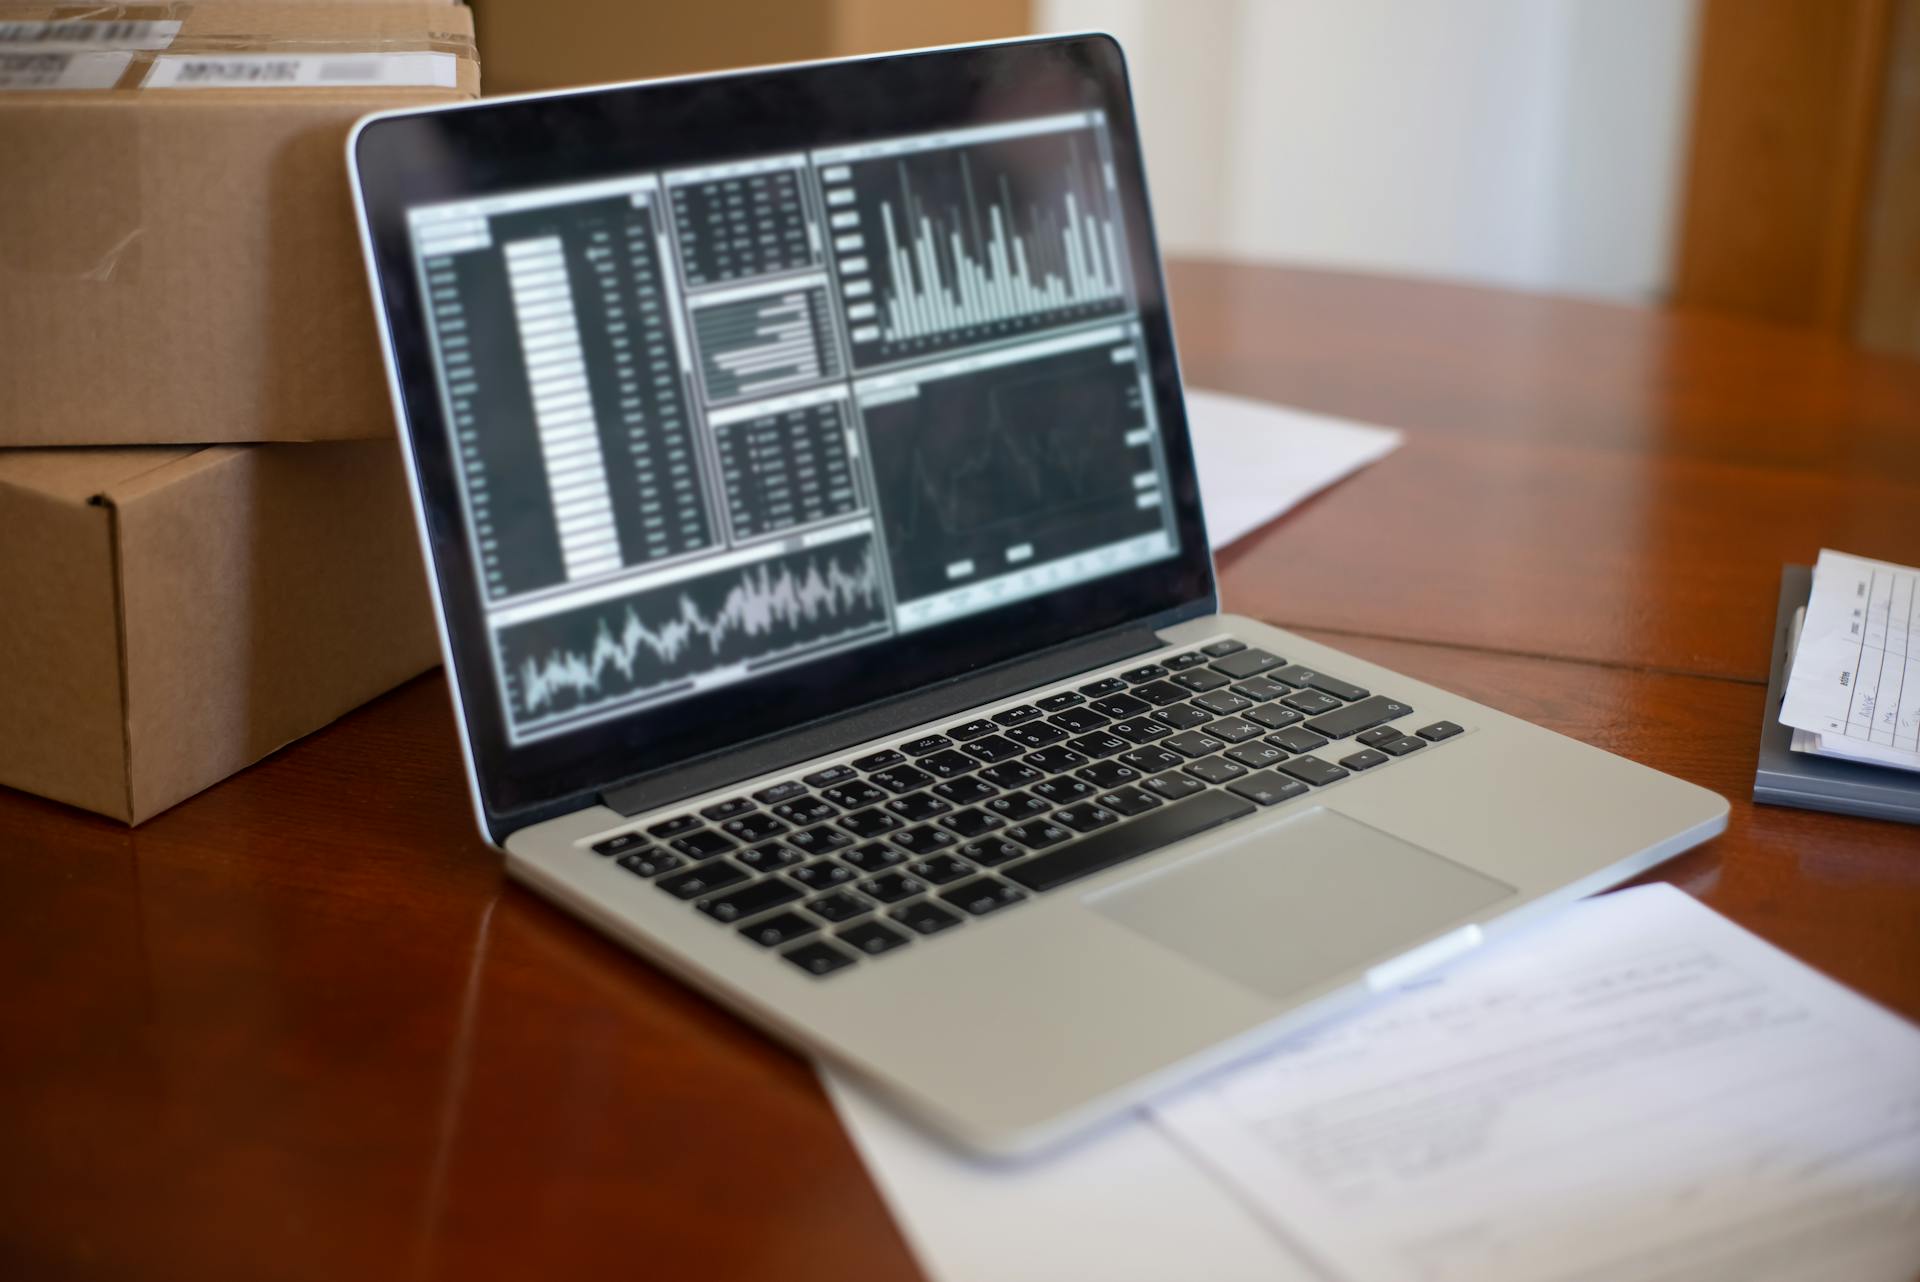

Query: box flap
[{"left": 0, "top": 446, "right": 199, "bottom": 505}]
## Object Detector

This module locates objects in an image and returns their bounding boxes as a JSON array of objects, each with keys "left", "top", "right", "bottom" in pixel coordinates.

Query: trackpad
[{"left": 1088, "top": 808, "right": 1513, "bottom": 1003}]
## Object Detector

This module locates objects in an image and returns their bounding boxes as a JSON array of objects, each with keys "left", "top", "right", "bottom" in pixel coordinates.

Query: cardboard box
[
  {"left": 0, "top": 3, "right": 480, "bottom": 446},
  {"left": 0, "top": 441, "right": 440, "bottom": 823}
]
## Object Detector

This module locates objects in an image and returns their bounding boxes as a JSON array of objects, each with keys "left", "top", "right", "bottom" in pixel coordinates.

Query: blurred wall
[{"left": 1040, "top": 0, "right": 1702, "bottom": 304}]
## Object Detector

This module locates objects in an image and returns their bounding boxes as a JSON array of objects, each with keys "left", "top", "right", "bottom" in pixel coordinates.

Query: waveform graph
[
  {"left": 495, "top": 531, "right": 891, "bottom": 736},
  {"left": 815, "top": 112, "right": 1134, "bottom": 369}
]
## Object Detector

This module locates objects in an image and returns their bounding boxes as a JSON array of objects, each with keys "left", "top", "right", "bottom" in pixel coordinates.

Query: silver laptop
[{"left": 347, "top": 34, "right": 1727, "bottom": 1156}]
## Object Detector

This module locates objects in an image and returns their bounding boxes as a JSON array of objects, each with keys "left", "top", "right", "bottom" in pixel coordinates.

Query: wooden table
[{"left": 4, "top": 263, "right": 1918, "bottom": 1281}]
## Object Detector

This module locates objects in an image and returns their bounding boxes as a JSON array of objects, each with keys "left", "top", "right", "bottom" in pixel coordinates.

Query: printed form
[
  {"left": 1151, "top": 884, "right": 1920, "bottom": 1282},
  {"left": 1779, "top": 548, "right": 1920, "bottom": 756}
]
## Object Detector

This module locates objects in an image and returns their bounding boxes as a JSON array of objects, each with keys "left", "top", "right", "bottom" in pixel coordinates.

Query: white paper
[
  {"left": 1785, "top": 600, "right": 1920, "bottom": 772},
  {"left": 1152, "top": 884, "right": 1920, "bottom": 1282},
  {"left": 144, "top": 51, "right": 458, "bottom": 90},
  {"left": 0, "top": 19, "right": 180, "bottom": 50},
  {"left": 1185, "top": 388, "right": 1402, "bottom": 550},
  {"left": 0, "top": 48, "right": 131, "bottom": 90},
  {"left": 1779, "top": 548, "right": 1920, "bottom": 753}
]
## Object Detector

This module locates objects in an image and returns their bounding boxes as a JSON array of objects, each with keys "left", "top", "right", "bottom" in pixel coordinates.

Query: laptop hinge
[{"left": 599, "top": 623, "right": 1166, "bottom": 818}]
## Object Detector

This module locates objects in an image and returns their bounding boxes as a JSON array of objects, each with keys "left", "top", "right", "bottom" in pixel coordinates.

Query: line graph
[{"left": 497, "top": 534, "right": 890, "bottom": 729}]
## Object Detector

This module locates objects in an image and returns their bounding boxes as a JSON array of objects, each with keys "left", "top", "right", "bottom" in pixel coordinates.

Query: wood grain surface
[{"left": 3, "top": 263, "right": 1917, "bottom": 1281}]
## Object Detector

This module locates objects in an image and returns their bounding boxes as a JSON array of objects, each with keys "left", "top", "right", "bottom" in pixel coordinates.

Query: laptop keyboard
[{"left": 580, "top": 636, "right": 1466, "bottom": 979}]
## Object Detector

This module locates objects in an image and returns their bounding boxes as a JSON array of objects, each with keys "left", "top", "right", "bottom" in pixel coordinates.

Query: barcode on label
[
  {"left": 0, "top": 49, "right": 133, "bottom": 90},
  {"left": 172, "top": 58, "right": 301, "bottom": 85},
  {"left": 144, "top": 52, "right": 459, "bottom": 90},
  {"left": 0, "top": 19, "right": 180, "bottom": 50}
]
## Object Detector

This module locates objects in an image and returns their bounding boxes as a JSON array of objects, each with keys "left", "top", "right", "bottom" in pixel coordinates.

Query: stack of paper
[{"left": 1779, "top": 549, "right": 1920, "bottom": 772}]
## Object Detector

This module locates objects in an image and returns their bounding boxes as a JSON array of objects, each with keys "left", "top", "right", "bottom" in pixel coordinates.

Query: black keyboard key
[
  {"left": 735, "top": 842, "right": 802, "bottom": 873},
  {"left": 979, "top": 762, "right": 1043, "bottom": 789},
  {"left": 1266, "top": 726, "right": 1330, "bottom": 754},
  {"left": 773, "top": 797, "right": 837, "bottom": 826},
  {"left": 859, "top": 871, "right": 924, "bottom": 903},
  {"left": 658, "top": 861, "right": 748, "bottom": 900},
  {"left": 783, "top": 940, "right": 855, "bottom": 976},
  {"left": 907, "top": 853, "right": 974, "bottom": 885},
  {"left": 1078, "top": 677, "right": 1127, "bottom": 697},
  {"left": 788, "top": 824, "right": 855, "bottom": 856},
  {"left": 1143, "top": 771, "right": 1206, "bottom": 800},
  {"left": 852, "top": 748, "right": 905, "bottom": 772},
  {"left": 1122, "top": 745, "right": 1184, "bottom": 773},
  {"left": 986, "top": 789, "right": 1050, "bottom": 818},
  {"left": 1006, "top": 791, "right": 1255, "bottom": 893},
  {"left": 1171, "top": 668, "right": 1231, "bottom": 693},
  {"left": 1092, "top": 693, "right": 1151, "bottom": 718},
  {"left": 592, "top": 831, "right": 647, "bottom": 857},
  {"left": 699, "top": 876, "right": 803, "bottom": 923},
  {"left": 1193, "top": 690, "right": 1253, "bottom": 716},
  {"left": 1007, "top": 819, "right": 1073, "bottom": 850},
  {"left": 1204, "top": 716, "right": 1264, "bottom": 743},
  {"left": 1096, "top": 786, "right": 1161, "bottom": 816},
  {"left": 1184, "top": 754, "right": 1249, "bottom": 784},
  {"left": 1281, "top": 690, "right": 1342, "bottom": 716},
  {"left": 839, "top": 808, "right": 902, "bottom": 838},
  {"left": 958, "top": 838, "right": 1023, "bottom": 867},
  {"left": 1210, "top": 648, "right": 1283, "bottom": 679},
  {"left": 1121, "top": 664, "right": 1168, "bottom": 684},
  {"left": 903, "top": 734, "right": 954, "bottom": 757},
  {"left": 891, "top": 825, "right": 958, "bottom": 855},
  {"left": 1056, "top": 801, "right": 1121, "bottom": 832},
  {"left": 1077, "top": 760, "right": 1141, "bottom": 789},
  {"left": 992, "top": 704, "right": 1044, "bottom": 726},
  {"left": 1006, "top": 720, "right": 1071, "bottom": 749},
  {"left": 1417, "top": 721, "right": 1464, "bottom": 741},
  {"left": 803, "top": 764, "right": 857, "bottom": 788},
  {"left": 1048, "top": 706, "right": 1109, "bottom": 734},
  {"left": 1151, "top": 704, "right": 1213, "bottom": 730},
  {"left": 871, "top": 765, "right": 935, "bottom": 793},
  {"left": 701, "top": 797, "right": 754, "bottom": 821},
  {"left": 1165, "top": 651, "right": 1210, "bottom": 671},
  {"left": 1025, "top": 746, "right": 1088, "bottom": 774},
  {"left": 934, "top": 776, "right": 998, "bottom": 805},
  {"left": 890, "top": 900, "right": 964, "bottom": 936},
  {"left": 938, "top": 807, "right": 1004, "bottom": 838},
  {"left": 1130, "top": 680, "right": 1191, "bottom": 707},
  {"left": 738, "top": 911, "right": 816, "bottom": 948},
  {"left": 839, "top": 919, "right": 910, "bottom": 956},
  {"left": 918, "top": 750, "right": 978, "bottom": 779},
  {"left": 885, "top": 790, "right": 952, "bottom": 823},
  {"left": 841, "top": 843, "right": 904, "bottom": 874},
  {"left": 961, "top": 733, "right": 1023, "bottom": 763},
  {"left": 723, "top": 812, "right": 788, "bottom": 843},
  {"left": 791, "top": 859, "right": 857, "bottom": 891},
  {"left": 1271, "top": 665, "right": 1369, "bottom": 701},
  {"left": 616, "top": 850, "right": 685, "bottom": 878},
  {"left": 1201, "top": 639, "right": 1246, "bottom": 657},
  {"left": 647, "top": 814, "right": 701, "bottom": 839},
  {"left": 804, "top": 890, "right": 869, "bottom": 922},
  {"left": 1379, "top": 735, "right": 1427, "bottom": 757},
  {"left": 1164, "top": 730, "right": 1227, "bottom": 758},
  {"left": 1339, "top": 748, "right": 1390, "bottom": 771},
  {"left": 1276, "top": 755, "right": 1350, "bottom": 787},
  {"left": 1227, "top": 771, "right": 1310, "bottom": 806},
  {"left": 753, "top": 781, "right": 808, "bottom": 805},
  {"left": 1225, "top": 743, "right": 1287, "bottom": 770},
  {"left": 946, "top": 719, "right": 998, "bottom": 741},
  {"left": 1036, "top": 691, "right": 1086, "bottom": 712},
  {"left": 1107, "top": 717, "right": 1170, "bottom": 744},
  {"left": 1303, "top": 695, "right": 1416, "bottom": 740},
  {"left": 940, "top": 877, "right": 1027, "bottom": 917},
  {"left": 1231, "top": 676, "right": 1290, "bottom": 703},
  {"left": 823, "top": 781, "right": 886, "bottom": 810},
  {"left": 1066, "top": 732, "right": 1128, "bottom": 759},
  {"left": 1246, "top": 705, "right": 1304, "bottom": 731},
  {"left": 669, "top": 829, "right": 737, "bottom": 861},
  {"left": 1357, "top": 725, "right": 1403, "bottom": 747},
  {"left": 1032, "top": 777, "right": 1095, "bottom": 805}
]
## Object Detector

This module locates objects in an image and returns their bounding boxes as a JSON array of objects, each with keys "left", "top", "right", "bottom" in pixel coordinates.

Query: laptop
[{"left": 347, "top": 33, "right": 1728, "bottom": 1156}]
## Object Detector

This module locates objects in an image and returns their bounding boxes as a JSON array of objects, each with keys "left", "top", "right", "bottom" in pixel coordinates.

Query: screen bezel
[{"left": 350, "top": 33, "right": 1216, "bottom": 832}]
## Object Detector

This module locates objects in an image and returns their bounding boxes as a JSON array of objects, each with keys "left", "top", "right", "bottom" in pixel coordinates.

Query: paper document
[
  {"left": 1184, "top": 388, "right": 1402, "bottom": 549},
  {"left": 1779, "top": 549, "right": 1920, "bottom": 757},
  {"left": 1152, "top": 884, "right": 1920, "bottom": 1282}
]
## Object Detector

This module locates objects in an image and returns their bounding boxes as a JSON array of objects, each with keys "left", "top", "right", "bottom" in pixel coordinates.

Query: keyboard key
[
  {"left": 1036, "top": 691, "right": 1086, "bottom": 711},
  {"left": 1077, "top": 760, "right": 1141, "bottom": 789},
  {"left": 839, "top": 919, "right": 910, "bottom": 956},
  {"left": 1066, "top": 732, "right": 1129, "bottom": 759},
  {"left": 1121, "top": 745, "right": 1184, "bottom": 773},
  {"left": 1121, "top": 664, "right": 1168, "bottom": 684},
  {"left": 1417, "top": 721, "right": 1464, "bottom": 741},
  {"left": 1277, "top": 755, "right": 1350, "bottom": 787},
  {"left": 803, "top": 764, "right": 857, "bottom": 788},
  {"left": 658, "top": 861, "right": 748, "bottom": 901},
  {"left": 723, "top": 812, "right": 788, "bottom": 843},
  {"left": 885, "top": 790, "right": 951, "bottom": 823},
  {"left": 646, "top": 814, "right": 701, "bottom": 839},
  {"left": 1193, "top": 690, "right": 1253, "bottom": 716},
  {"left": 938, "top": 806, "right": 1004, "bottom": 838},
  {"left": 669, "top": 829, "right": 737, "bottom": 860},
  {"left": 1339, "top": 748, "right": 1390, "bottom": 771},
  {"left": 1033, "top": 777, "right": 1095, "bottom": 805},
  {"left": 958, "top": 837, "right": 1023, "bottom": 866},
  {"left": 902, "top": 734, "right": 954, "bottom": 757},
  {"left": 852, "top": 749, "right": 905, "bottom": 772},
  {"left": 1201, "top": 639, "right": 1246, "bottom": 657},
  {"left": 979, "top": 762, "right": 1043, "bottom": 789},
  {"left": 1231, "top": 676, "right": 1290, "bottom": 702},
  {"left": 1271, "top": 665, "right": 1368, "bottom": 701},
  {"left": 1007, "top": 820, "right": 1073, "bottom": 850},
  {"left": 1130, "top": 680, "right": 1190, "bottom": 707},
  {"left": 940, "top": 877, "right": 1028, "bottom": 917},
  {"left": 1151, "top": 704, "right": 1213, "bottom": 730},
  {"left": 787, "top": 824, "right": 855, "bottom": 856},
  {"left": 1092, "top": 693, "right": 1151, "bottom": 718},
  {"left": 907, "top": 854, "right": 974, "bottom": 885},
  {"left": 1379, "top": 735, "right": 1427, "bottom": 756},
  {"left": 1303, "top": 695, "right": 1416, "bottom": 740},
  {"left": 841, "top": 843, "right": 904, "bottom": 874},
  {"left": 616, "top": 850, "right": 684, "bottom": 878},
  {"left": 1006, "top": 791, "right": 1255, "bottom": 893},
  {"left": 1096, "top": 786, "right": 1161, "bottom": 816},
  {"left": 1203, "top": 716, "right": 1264, "bottom": 743},
  {"left": 992, "top": 704, "right": 1044, "bottom": 726},
  {"left": 1143, "top": 771, "right": 1207, "bottom": 801},
  {"left": 752, "top": 781, "right": 808, "bottom": 805},
  {"left": 839, "top": 808, "right": 902, "bottom": 838},
  {"left": 891, "top": 825, "right": 958, "bottom": 855},
  {"left": 1171, "top": 668, "right": 1231, "bottom": 692},
  {"left": 961, "top": 734, "right": 1022, "bottom": 763},
  {"left": 1056, "top": 802, "right": 1120, "bottom": 832},
  {"left": 735, "top": 842, "right": 802, "bottom": 873},
  {"left": 1356, "top": 725, "right": 1403, "bottom": 747},
  {"left": 1246, "top": 704, "right": 1303, "bottom": 731},
  {"left": 1226, "top": 772, "right": 1310, "bottom": 806},
  {"left": 699, "top": 877, "right": 802, "bottom": 923},
  {"left": 859, "top": 871, "right": 924, "bottom": 903},
  {"left": 1078, "top": 677, "right": 1127, "bottom": 697},
  {"left": 591, "top": 831, "right": 647, "bottom": 857},
  {"left": 1184, "top": 754, "right": 1249, "bottom": 784},
  {"left": 890, "top": 900, "right": 964, "bottom": 936},
  {"left": 934, "top": 776, "right": 997, "bottom": 805},
  {"left": 1006, "top": 721, "right": 1070, "bottom": 749},
  {"left": 1164, "top": 730, "right": 1227, "bottom": 758},
  {"left": 986, "top": 789, "right": 1050, "bottom": 819},
  {"left": 1164, "top": 651, "right": 1211, "bottom": 671},
  {"left": 738, "top": 910, "right": 816, "bottom": 948},
  {"left": 783, "top": 939, "right": 855, "bottom": 976},
  {"left": 773, "top": 797, "right": 836, "bottom": 826},
  {"left": 1048, "top": 706, "right": 1109, "bottom": 734},
  {"left": 1025, "top": 746, "right": 1088, "bottom": 774},
  {"left": 871, "top": 765, "right": 935, "bottom": 793},
  {"left": 918, "top": 750, "right": 977, "bottom": 779},
  {"left": 791, "top": 860, "right": 857, "bottom": 891},
  {"left": 1266, "top": 726, "right": 1330, "bottom": 754},
  {"left": 1281, "top": 690, "right": 1342, "bottom": 716},
  {"left": 823, "top": 781, "right": 886, "bottom": 809},
  {"left": 1210, "top": 648, "right": 1283, "bottom": 679},
  {"left": 700, "top": 797, "right": 754, "bottom": 821},
  {"left": 1225, "top": 743, "right": 1287, "bottom": 770},
  {"left": 1107, "top": 717, "right": 1170, "bottom": 744},
  {"left": 946, "top": 719, "right": 998, "bottom": 741}
]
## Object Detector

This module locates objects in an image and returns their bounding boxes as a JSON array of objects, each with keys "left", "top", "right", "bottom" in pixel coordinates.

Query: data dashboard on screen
[{"left": 407, "top": 110, "right": 1180, "bottom": 744}]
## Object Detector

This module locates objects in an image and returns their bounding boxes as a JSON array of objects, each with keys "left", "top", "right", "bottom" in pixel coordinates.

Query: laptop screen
[{"left": 354, "top": 37, "right": 1213, "bottom": 824}]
